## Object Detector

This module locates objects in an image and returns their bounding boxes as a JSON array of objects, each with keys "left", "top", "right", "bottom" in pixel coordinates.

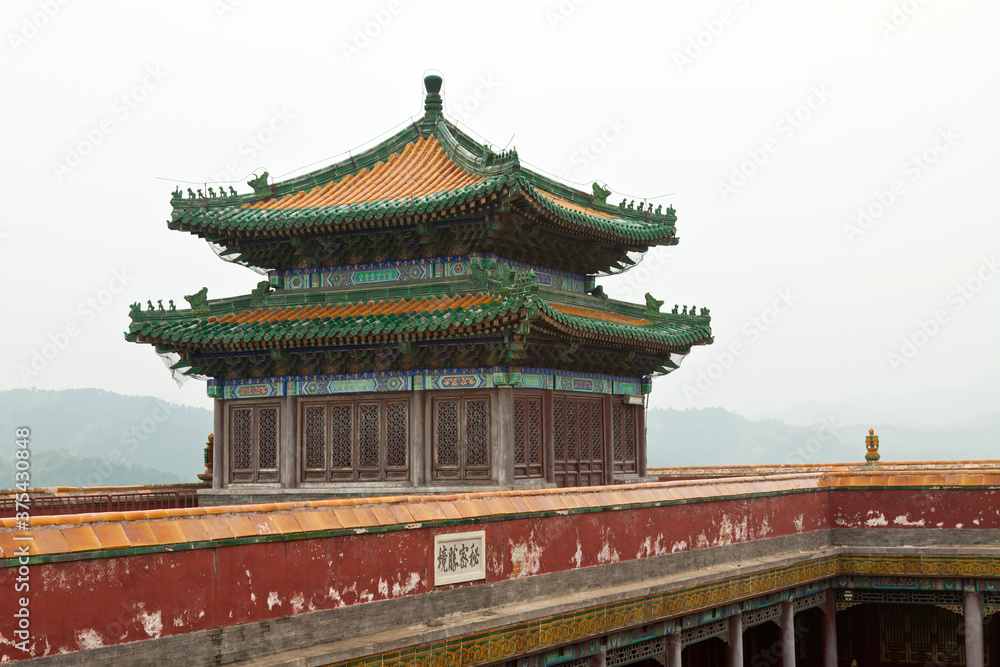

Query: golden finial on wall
[{"left": 864, "top": 428, "right": 880, "bottom": 468}]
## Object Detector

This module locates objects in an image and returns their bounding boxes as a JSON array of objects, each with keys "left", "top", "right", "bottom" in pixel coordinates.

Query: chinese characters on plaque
[{"left": 433, "top": 531, "right": 486, "bottom": 586}]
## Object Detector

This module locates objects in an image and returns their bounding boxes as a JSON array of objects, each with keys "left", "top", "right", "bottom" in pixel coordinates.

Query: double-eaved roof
[
  {"left": 132, "top": 75, "right": 712, "bottom": 384},
  {"left": 168, "top": 76, "right": 679, "bottom": 275}
]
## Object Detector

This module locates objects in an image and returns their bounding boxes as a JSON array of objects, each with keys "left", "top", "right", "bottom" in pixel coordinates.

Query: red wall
[
  {"left": 829, "top": 489, "right": 1000, "bottom": 529},
  {"left": 1, "top": 486, "right": 996, "bottom": 661}
]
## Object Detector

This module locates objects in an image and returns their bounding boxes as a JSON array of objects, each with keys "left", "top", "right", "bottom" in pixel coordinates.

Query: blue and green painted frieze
[
  {"left": 269, "top": 254, "right": 586, "bottom": 293},
  {"left": 207, "top": 367, "right": 649, "bottom": 400}
]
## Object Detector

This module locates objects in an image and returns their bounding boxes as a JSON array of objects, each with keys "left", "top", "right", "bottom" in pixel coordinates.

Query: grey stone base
[
  {"left": 831, "top": 528, "right": 1000, "bottom": 548},
  {"left": 197, "top": 481, "right": 557, "bottom": 506}
]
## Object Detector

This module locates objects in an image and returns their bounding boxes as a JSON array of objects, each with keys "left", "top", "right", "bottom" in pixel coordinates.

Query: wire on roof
[
  {"left": 155, "top": 115, "right": 420, "bottom": 187},
  {"left": 447, "top": 116, "right": 675, "bottom": 203}
]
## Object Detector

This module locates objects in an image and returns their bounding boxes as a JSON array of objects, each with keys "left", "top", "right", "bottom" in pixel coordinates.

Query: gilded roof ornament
[{"left": 865, "top": 428, "right": 881, "bottom": 467}]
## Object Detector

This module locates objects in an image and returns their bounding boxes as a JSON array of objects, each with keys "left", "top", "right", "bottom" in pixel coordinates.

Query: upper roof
[
  {"left": 168, "top": 75, "right": 679, "bottom": 273},
  {"left": 246, "top": 136, "right": 481, "bottom": 211}
]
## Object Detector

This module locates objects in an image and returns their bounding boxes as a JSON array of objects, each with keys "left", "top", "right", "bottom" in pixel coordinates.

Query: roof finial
[
  {"left": 864, "top": 428, "right": 880, "bottom": 468},
  {"left": 423, "top": 74, "right": 443, "bottom": 119}
]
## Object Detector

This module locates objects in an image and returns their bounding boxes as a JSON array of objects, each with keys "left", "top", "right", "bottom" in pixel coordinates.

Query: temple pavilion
[{"left": 126, "top": 75, "right": 713, "bottom": 502}]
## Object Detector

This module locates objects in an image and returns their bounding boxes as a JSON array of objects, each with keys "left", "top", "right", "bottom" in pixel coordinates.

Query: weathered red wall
[
  {"left": 1, "top": 486, "right": 996, "bottom": 661},
  {"left": 829, "top": 489, "right": 1000, "bottom": 529}
]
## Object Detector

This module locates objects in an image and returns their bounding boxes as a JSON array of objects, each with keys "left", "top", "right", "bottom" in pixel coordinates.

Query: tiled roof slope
[
  {"left": 126, "top": 288, "right": 712, "bottom": 353},
  {"left": 247, "top": 136, "right": 482, "bottom": 211},
  {"left": 167, "top": 81, "right": 678, "bottom": 249}
]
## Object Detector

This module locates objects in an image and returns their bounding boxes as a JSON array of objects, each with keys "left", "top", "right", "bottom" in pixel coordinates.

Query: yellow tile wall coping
[{"left": 2, "top": 469, "right": 998, "bottom": 559}]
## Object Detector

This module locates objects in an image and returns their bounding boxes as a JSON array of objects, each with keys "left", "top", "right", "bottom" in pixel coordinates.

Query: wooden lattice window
[
  {"left": 612, "top": 403, "right": 638, "bottom": 475},
  {"left": 300, "top": 397, "right": 409, "bottom": 482},
  {"left": 432, "top": 395, "right": 491, "bottom": 481},
  {"left": 879, "top": 604, "right": 970, "bottom": 665},
  {"left": 229, "top": 403, "right": 280, "bottom": 483},
  {"left": 552, "top": 394, "right": 604, "bottom": 487},
  {"left": 513, "top": 394, "right": 543, "bottom": 479}
]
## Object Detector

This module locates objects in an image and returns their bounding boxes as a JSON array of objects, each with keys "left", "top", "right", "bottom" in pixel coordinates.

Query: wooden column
[
  {"left": 637, "top": 401, "right": 647, "bottom": 477},
  {"left": 727, "top": 612, "right": 743, "bottom": 667},
  {"left": 822, "top": 591, "right": 837, "bottom": 667},
  {"left": 423, "top": 391, "right": 433, "bottom": 484},
  {"left": 543, "top": 389, "right": 554, "bottom": 483},
  {"left": 494, "top": 388, "right": 514, "bottom": 485},
  {"left": 781, "top": 600, "right": 795, "bottom": 667},
  {"left": 410, "top": 391, "right": 425, "bottom": 487},
  {"left": 219, "top": 399, "right": 230, "bottom": 488},
  {"left": 603, "top": 395, "right": 614, "bottom": 485},
  {"left": 279, "top": 395, "right": 297, "bottom": 489},
  {"left": 667, "top": 633, "right": 682, "bottom": 667},
  {"left": 965, "top": 590, "right": 985, "bottom": 667},
  {"left": 212, "top": 398, "right": 225, "bottom": 490}
]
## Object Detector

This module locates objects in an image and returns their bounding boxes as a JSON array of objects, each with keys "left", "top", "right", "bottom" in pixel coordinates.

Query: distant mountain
[
  {"left": 647, "top": 408, "right": 854, "bottom": 467},
  {"left": 647, "top": 407, "right": 998, "bottom": 467},
  {"left": 764, "top": 400, "right": 899, "bottom": 430},
  {"left": 0, "top": 448, "right": 182, "bottom": 488},
  {"left": 942, "top": 413, "right": 1000, "bottom": 430},
  {"left": 763, "top": 375, "right": 1000, "bottom": 429},
  {"left": 0, "top": 388, "right": 211, "bottom": 487},
  {"left": 0, "top": 389, "right": 993, "bottom": 487}
]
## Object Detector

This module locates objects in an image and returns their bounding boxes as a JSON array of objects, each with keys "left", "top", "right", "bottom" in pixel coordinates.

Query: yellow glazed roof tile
[
  {"left": 225, "top": 516, "right": 258, "bottom": 538},
  {"left": 248, "top": 515, "right": 281, "bottom": 536},
  {"left": 201, "top": 516, "right": 235, "bottom": 541},
  {"left": 175, "top": 518, "right": 212, "bottom": 543},
  {"left": 91, "top": 524, "right": 131, "bottom": 551},
  {"left": 247, "top": 136, "right": 482, "bottom": 211},
  {"left": 122, "top": 522, "right": 157, "bottom": 547},
  {"left": 31, "top": 529, "right": 72, "bottom": 556},
  {"left": 332, "top": 508, "right": 363, "bottom": 529},
  {"left": 269, "top": 514, "right": 303, "bottom": 535},
  {"left": 437, "top": 502, "right": 463, "bottom": 520},
  {"left": 387, "top": 505, "right": 415, "bottom": 524},
  {"left": 60, "top": 526, "right": 102, "bottom": 553},
  {"left": 294, "top": 510, "right": 343, "bottom": 532},
  {"left": 148, "top": 521, "right": 185, "bottom": 546},
  {"left": 371, "top": 506, "right": 399, "bottom": 526},
  {"left": 352, "top": 507, "right": 381, "bottom": 527}
]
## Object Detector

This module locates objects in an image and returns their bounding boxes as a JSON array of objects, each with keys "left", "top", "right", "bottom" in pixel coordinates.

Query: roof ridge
[{"left": 432, "top": 119, "right": 519, "bottom": 179}]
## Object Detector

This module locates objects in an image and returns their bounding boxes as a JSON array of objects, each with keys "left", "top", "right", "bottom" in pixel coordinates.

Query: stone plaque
[{"left": 433, "top": 531, "right": 486, "bottom": 586}]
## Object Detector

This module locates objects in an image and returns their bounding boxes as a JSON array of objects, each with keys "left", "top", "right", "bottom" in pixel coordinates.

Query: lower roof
[{"left": 127, "top": 289, "right": 711, "bottom": 353}]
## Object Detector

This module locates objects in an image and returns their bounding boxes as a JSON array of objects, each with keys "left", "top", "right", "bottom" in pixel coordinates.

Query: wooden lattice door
[
  {"left": 513, "top": 394, "right": 544, "bottom": 479},
  {"left": 432, "top": 395, "right": 491, "bottom": 481},
  {"left": 552, "top": 394, "right": 604, "bottom": 487},
  {"left": 229, "top": 403, "right": 280, "bottom": 483},
  {"left": 612, "top": 403, "right": 638, "bottom": 475}
]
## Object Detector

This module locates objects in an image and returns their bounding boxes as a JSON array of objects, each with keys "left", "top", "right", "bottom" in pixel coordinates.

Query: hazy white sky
[{"left": 2, "top": 0, "right": 998, "bottom": 417}]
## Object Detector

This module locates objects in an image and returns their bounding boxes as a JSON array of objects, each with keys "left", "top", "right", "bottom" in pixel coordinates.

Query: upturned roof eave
[
  {"left": 168, "top": 112, "right": 678, "bottom": 246},
  {"left": 126, "top": 287, "right": 712, "bottom": 357}
]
